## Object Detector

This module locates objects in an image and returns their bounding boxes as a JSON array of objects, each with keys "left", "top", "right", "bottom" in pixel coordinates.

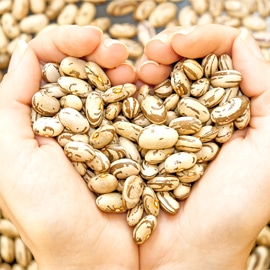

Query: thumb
[
  {"left": 232, "top": 29, "right": 270, "bottom": 98},
  {"left": 0, "top": 40, "right": 41, "bottom": 107}
]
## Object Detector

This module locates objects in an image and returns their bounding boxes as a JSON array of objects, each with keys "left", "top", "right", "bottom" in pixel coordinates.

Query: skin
[{"left": 0, "top": 24, "right": 270, "bottom": 269}]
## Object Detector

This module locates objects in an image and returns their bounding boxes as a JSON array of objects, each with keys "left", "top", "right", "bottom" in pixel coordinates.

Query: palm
[{"left": 7, "top": 139, "right": 139, "bottom": 267}]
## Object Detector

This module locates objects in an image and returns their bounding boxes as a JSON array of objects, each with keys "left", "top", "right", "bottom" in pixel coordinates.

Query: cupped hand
[
  {"left": 138, "top": 24, "right": 270, "bottom": 269},
  {"left": 0, "top": 25, "right": 138, "bottom": 270}
]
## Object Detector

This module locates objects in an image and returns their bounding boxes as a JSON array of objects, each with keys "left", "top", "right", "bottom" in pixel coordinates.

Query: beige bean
[
  {"left": 133, "top": 215, "right": 157, "bottom": 245},
  {"left": 122, "top": 175, "right": 145, "bottom": 209},
  {"left": 102, "top": 83, "right": 137, "bottom": 103},
  {"left": 163, "top": 93, "right": 180, "bottom": 111},
  {"left": 190, "top": 78, "right": 210, "bottom": 97},
  {"left": 196, "top": 142, "right": 219, "bottom": 163},
  {"left": 145, "top": 148, "right": 174, "bottom": 164},
  {"left": 133, "top": 0, "right": 156, "bottom": 21},
  {"left": 142, "top": 186, "right": 160, "bottom": 217},
  {"left": 58, "top": 76, "right": 92, "bottom": 97},
  {"left": 85, "top": 61, "right": 111, "bottom": 91},
  {"left": 86, "top": 149, "right": 110, "bottom": 172},
  {"left": 106, "top": 0, "right": 137, "bottom": 16},
  {"left": 0, "top": 26, "right": 8, "bottom": 53},
  {"left": 88, "top": 173, "right": 118, "bottom": 194},
  {"left": 109, "top": 23, "right": 137, "bottom": 38},
  {"left": 194, "top": 125, "right": 219, "bottom": 143},
  {"left": 234, "top": 104, "right": 250, "bottom": 130},
  {"left": 1, "top": 13, "right": 20, "bottom": 39},
  {"left": 156, "top": 191, "right": 180, "bottom": 214},
  {"left": 202, "top": 53, "right": 218, "bottom": 78},
  {"left": 60, "top": 56, "right": 88, "bottom": 79},
  {"left": 105, "top": 102, "right": 122, "bottom": 120},
  {"left": 211, "top": 96, "right": 250, "bottom": 125},
  {"left": 198, "top": 87, "right": 225, "bottom": 108},
  {"left": 178, "top": 97, "right": 210, "bottom": 123},
  {"left": 246, "top": 246, "right": 270, "bottom": 270},
  {"left": 256, "top": 226, "right": 270, "bottom": 247},
  {"left": 243, "top": 15, "right": 267, "bottom": 31},
  {"left": 0, "top": 1, "right": 12, "bottom": 15},
  {"left": 177, "top": 163, "right": 204, "bottom": 183},
  {"left": 89, "top": 125, "right": 115, "bottom": 149},
  {"left": 60, "top": 95, "right": 83, "bottom": 111},
  {"left": 173, "top": 182, "right": 191, "bottom": 200},
  {"left": 148, "top": 2, "right": 177, "bottom": 28},
  {"left": 118, "top": 136, "right": 141, "bottom": 163},
  {"left": 72, "top": 161, "right": 87, "bottom": 176},
  {"left": 178, "top": 5, "right": 197, "bottom": 26},
  {"left": 40, "top": 83, "right": 67, "bottom": 98},
  {"left": 0, "top": 235, "right": 14, "bottom": 263},
  {"left": 90, "top": 17, "right": 111, "bottom": 32},
  {"left": 171, "top": 68, "right": 191, "bottom": 97},
  {"left": 126, "top": 201, "right": 144, "bottom": 227},
  {"left": 0, "top": 53, "right": 10, "bottom": 70},
  {"left": 101, "top": 143, "right": 126, "bottom": 163},
  {"left": 14, "top": 238, "right": 32, "bottom": 267},
  {"left": 57, "top": 4, "right": 78, "bottom": 25},
  {"left": 64, "top": 141, "right": 95, "bottom": 162},
  {"left": 0, "top": 220, "right": 19, "bottom": 238},
  {"left": 154, "top": 79, "right": 173, "bottom": 99},
  {"left": 169, "top": 116, "right": 202, "bottom": 135},
  {"left": 218, "top": 54, "right": 234, "bottom": 70},
  {"left": 141, "top": 95, "right": 167, "bottom": 125},
  {"left": 75, "top": 2, "right": 96, "bottom": 25},
  {"left": 211, "top": 70, "right": 242, "bottom": 88},
  {"left": 110, "top": 158, "right": 140, "bottom": 179},
  {"left": 96, "top": 192, "right": 126, "bottom": 213},
  {"left": 33, "top": 117, "right": 64, "bottom": 137},
  {"left": 122, "top": 97, "right": 140, "bottom": 119},
  {"left": 175, "top": 135, "right": 202, "bottom": 152},
  {"left": 219, "top": 86, "right": 239, "bottom": 106},
  {"left": 45, "top": 0, "right": 65, "bottom": 20},
  {"left": 147, "top": 175, "right": 179, "bottom": 192},
  {"left": 58, "top": 107, "right": 90, "bottom": 133},
  {"left": 138, "top": 124, "right": 178, "bottom": 149},
  {"left": 113, "top": 121, "right": 142, "bottom": 142},
  {"left": 42, "top": 62, "right": 61, "bottom": 83},
  {"left": 85, "top": 91, "right": 104, "bottom": 127},
  {"left": 137, "top": 20, "right": 156, "bottom": 47},
  {"left": 20, "top": 14, "right": 49, "bottom": 34},
  {"left": 29, "top": 0, "right": 46, "bottom": 14},
  {"left": 189, "top": 0, "right": 208, "bottom": 15},
  {"left": 183, "top": 59, "right": 204, "bottom": 80},
  {"left": 140, "top": 160, "right": 159, "bottom": 180},
  {"left": 12, "top": 0, "right": 29, "bottom": 20},
  {"left": 165, "top": 152, "right": 197, "bottom": 173}
]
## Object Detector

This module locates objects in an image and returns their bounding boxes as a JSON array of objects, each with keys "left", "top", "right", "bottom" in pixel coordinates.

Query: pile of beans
[
  {"left": 1, "top": 0, "right": 270, "bottom": 269},
  {"left": 30, "top": 52, "right": 249, "bottom": 245}
]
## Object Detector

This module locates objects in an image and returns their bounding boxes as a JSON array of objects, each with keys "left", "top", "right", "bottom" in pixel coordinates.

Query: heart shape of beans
[{"left": 31, "top": 53, "right": 250, "bottom": 244}]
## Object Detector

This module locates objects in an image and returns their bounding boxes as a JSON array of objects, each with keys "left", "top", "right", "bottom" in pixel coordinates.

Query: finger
[
  {"left": 86, "top": 38, "right": 129, "bottom": 69},
  {"left": 29, "top": 25, "right": 103, "bottom": 64},
  {"left": 0, "top": 40, "right": 40, "bottom": 107},
  {"left": 144, "top": 27, "right": 182, "bottom": 65},
  {"left": 106, "top": 62, "right": 137, "bottom": 85},
  {"left": 136, "top": 54, "right": 172, "bottom": 85},
  {"left": 170, "top": 24, "right": 240, "bottom": 58}
]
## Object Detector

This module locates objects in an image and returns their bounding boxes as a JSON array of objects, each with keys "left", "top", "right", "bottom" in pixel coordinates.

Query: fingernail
[
  {"left": 239, "top": 28, "right": 250, "bottom": 42},
  {"left": 8, "top": 40, "right": 28, "bottom": 72},
  {"left": 176, "top": 26, "right": 196, "bottom": 36},
  {"left": 151, "top": 32, "right": 171, "bottom": 44},
  {"left": 103, "top": 38, "right": 123, "bottom": 48},
  {"left": 83, "top": 25, "right": 103, "bottom": 35},
  {"left": 138, "top": 60, "right": 159, "bottom": 72}
]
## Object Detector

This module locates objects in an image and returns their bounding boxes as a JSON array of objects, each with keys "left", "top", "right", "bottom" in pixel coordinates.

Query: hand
[
  {"left": 0, "top": 25, "right": 138, "bottom": 270},
  {"left": 137, "top": 24, "right": 270, "bottom": 269}
]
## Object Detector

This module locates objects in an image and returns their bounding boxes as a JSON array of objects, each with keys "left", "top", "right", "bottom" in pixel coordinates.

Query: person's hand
[
  {"left": 0, "top": 25, "right": 138, "bottom": 270},
  {"left": 137, "top": 24, "right": 270, "bottom": 269}
]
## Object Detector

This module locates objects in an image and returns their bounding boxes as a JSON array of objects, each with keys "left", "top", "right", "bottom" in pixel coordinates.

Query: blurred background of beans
[{"left": 0, "top": 0, "right": 270, "bottom": 269}]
